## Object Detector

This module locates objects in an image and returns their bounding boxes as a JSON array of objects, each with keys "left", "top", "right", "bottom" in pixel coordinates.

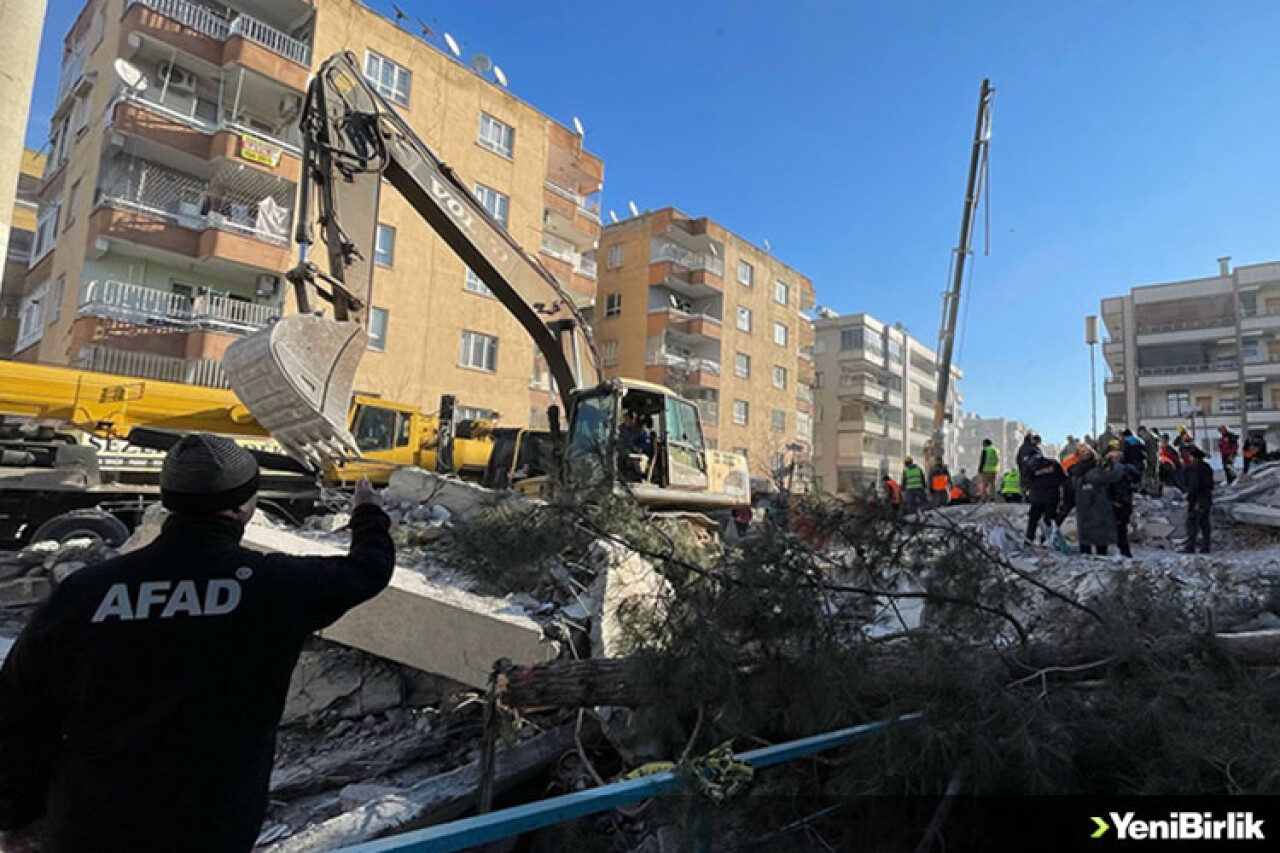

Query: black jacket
[
  {"left": 1186, "top": 459, "right": 1215, "bottom": 507},
  {"left": 1025, "top": 456, "right": 1066, "bottom": 506},
  {"left": 0, "top": 505, "right": 395, "bottom": 852},
  {"left": 1071, "top": 458, "right": 1130, "bottom": 547}
]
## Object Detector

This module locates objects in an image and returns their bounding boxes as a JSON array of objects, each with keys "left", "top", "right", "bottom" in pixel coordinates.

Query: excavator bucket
[{"left": 222, "top": 315, "right": 368, "bottom": 470}]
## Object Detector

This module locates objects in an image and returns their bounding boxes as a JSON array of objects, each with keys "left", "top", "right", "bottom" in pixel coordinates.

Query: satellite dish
[
  {"left": 493, "top": 65, "right": 508, "bottom": 87},
  {"left": 763, "top": 238, "right": 772, "bottom": 252},
  {"left": 628, "top": 200, "right": 639, "bottom": 217},
  {"left": 443, "top": 32, "right": 461, "bottom": 57},
  {"left": 113, "top": 58, "right": 148, "bottom": 94},
  {"left": 609, "top": 210, "right": 618, "bottom": 223},
  {"left": 572, "top": 116, "right": 585, "bottom": 136},
  {"left": 469, "top": 53, "right": 493, "bottom": 75}
]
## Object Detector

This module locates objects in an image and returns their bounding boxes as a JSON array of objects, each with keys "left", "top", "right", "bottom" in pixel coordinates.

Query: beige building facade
[
  {"left": 1, "top": 150, "right": 45, "bottom": 356},
  {"left": 17, "top": 0, "right": 601, "bottom": 427},
  {"left": 595, "top": 209, "right": 816, "bottom": 481},
  {"left": 810, "top": 311, "right": 962, "bottom": 496},
  {"left": 1102, "top": 258, "right": 1280, "bottom": 449}
]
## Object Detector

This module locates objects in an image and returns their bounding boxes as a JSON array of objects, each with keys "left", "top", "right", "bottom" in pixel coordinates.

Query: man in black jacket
[
  {"left": 0, "top": 434, "right": 395, "bottom": 852},
  {"left": 1183, "top": 445, "right": 1214, "bottom": 554},
  {"left": 1024, "top": 453, "right": 1066, "bottom": 545}
]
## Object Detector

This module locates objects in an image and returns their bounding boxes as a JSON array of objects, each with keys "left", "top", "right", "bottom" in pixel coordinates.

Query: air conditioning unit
[
  {"left": 278, "top": 94, "right": 302, "bottom": 120},
  {"left": 158, "top": 62, "right": 196, "bottom": 94},
  {"left": 255, "top": 274, "right": 280, "bottom": 299}
]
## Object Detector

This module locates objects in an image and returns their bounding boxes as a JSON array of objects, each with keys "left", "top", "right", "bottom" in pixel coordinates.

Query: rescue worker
[
  {"left": 1138, "top": 425, "right": 1161, "bottom": 497},
  {"left": 954, "top": 468, "right": 972, "bottom": 499},
  {"left": 1243, "top": 434, "right": 1262, "bottom": 475},
  {"left": 1068, "top": 443, "right": 1133, "bottom": 556},
  {"left": 901, "top": 456, "right": 927, "bottom": 516},
  {"left": 1121, "top": 428, "right": 1146, "bottom": 473},
  {"left": 1097, "top": 424, "right": 1119, "bottom": 456},
  {"left": 928, "top": 458, "right": 952, "bottom": 508},
  {"left": 1104, "top": 448, "right": 1138, "bottom": 558},
  {"left": 881, "top": 474, "right": 902, "bottom": 515},
  {"left": 0, "top": 434, "right": 396, "bottom": 852},
  {"left": 1015, "top": 433, "right": 1039, "bottom": 477},
  {"left": 999, "top": 469, "right": 1023, "bottom": 502},
  {"left": 1183, "top": 445, "right": 1214, "bottom": 554},
  {"left": 1160, "top": 433, "right": 1185, "bottom": 491},
  {"left": 1217, "top": 425, "right": 1239, "bottom": 485},
  {"left": 978, "top": 438, "right": 1000, "bottom": 502},
  {"left": 1058, "top": 437, "right": 1076, "bottom": 464},
  {"left": 1024, "top": 453, "right": 1066, "bottom": 545}
]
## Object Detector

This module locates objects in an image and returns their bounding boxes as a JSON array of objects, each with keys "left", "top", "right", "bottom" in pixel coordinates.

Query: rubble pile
[{"left": 0, "top": 536, "right": 117, "bottom": 610}]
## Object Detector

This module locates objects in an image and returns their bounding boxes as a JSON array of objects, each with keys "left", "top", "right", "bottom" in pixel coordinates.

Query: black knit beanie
[{"left": 161, "top": 433, "right": 260, "bottom": 515}]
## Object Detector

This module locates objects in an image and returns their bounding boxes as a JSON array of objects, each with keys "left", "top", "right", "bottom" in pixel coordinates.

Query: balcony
[
  {"left": 644, "top": 353, "right": 721, "bottom": 391},
  {"left": 77, "top": 344, "right": 228, "bottom": 388},
  {"left": 544, "top": 181, "right": 600, "bottom": 222},
  {"left": 109, "top": 97, "right": 302, "bottom": 183},
  {"left": 123, "top": 0, "right": 311, "bottom": 91},
  {"left": 539, "top": 234, "right": 597, "bottom": 294},
  {"left": 1135, "top": 314, "right": 1235, "bottom": 345},
  {"left": 78, "top": 279, "right": 279, "bottom": 334},
  {"left": 695, "top": 399, "right": 718, "bottom": 427},
  {"left": 649, "top": 240, "right": 724, "bottom": 278},
  {"left": 647, "top": 307, "right": 722, "bottom": 343},
  {"left": 1241, "top": 305, "right": 1280, "bottom": 333}
]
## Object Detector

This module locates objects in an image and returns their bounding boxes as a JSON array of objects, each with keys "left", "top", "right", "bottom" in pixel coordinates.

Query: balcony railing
[
  {"left": 1140, "top": 400, "right": 1266, "bottom": 418},
  {"left": 1136, "top": 315, "right": 1235, "bottom": 335},
  {"left": 116, "top": 92, "right": 302, "bottom": 156},
  {"left": 696, "top": 400, "right": 718, "bottom": 426},
  {"left": 544, "top": 181, "right": 600, "bottom": 220},
  {"left": 646, "top": 353, "right": 722, "bottom": 375},
  {"left": 574, "top": 255, "right": 598, "bottom": 279},
  {"left": 127, "top": 0, "right": 311, "bottom": 66},
  {"left": 1241, "top": 305, "right": 1280, "bottom": 318},
  {"left": 1137, "top": 361, "right": 1236, "bottom": 377},
  {"left": 650, "top": 240, "right": 725, "bottom": 277},
  {"left": 78, "top": 280, "right": 280, "bottom": 333},
  {"left": 78, "top": 344, "right": 228, "bottom": 388}
]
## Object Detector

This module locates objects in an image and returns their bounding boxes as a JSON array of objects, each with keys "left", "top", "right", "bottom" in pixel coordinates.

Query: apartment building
[
  {"left": 594, "top": 209, "right": 816, "bottom": 481},
  {"left": 0, "top": 150, "right": 44, "bottom": 356},
  {"left": 810, "top": 311, "right": 962, "bottom": 496},
  {"left": 17, "top": 0, "right": 602, "bottom": 427},
  {"left": 1102, "top": 258, "right": 1280, "bottom": 449},
  {"left": 953, "top": 413, "right": 1027, "bottom": 477}
]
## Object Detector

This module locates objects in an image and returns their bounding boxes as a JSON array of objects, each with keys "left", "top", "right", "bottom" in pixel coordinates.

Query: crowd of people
[{"left": 878, "top": 423, "right": 1247, "bottom": 556}]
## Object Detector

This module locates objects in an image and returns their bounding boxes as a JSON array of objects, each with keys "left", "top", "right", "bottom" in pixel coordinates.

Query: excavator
[{"left": 223, "top": 51, "right": 748, "bottom": 511}]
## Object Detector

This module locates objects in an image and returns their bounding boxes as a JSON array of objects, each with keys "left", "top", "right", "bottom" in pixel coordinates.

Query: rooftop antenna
[
  {"left": 391, "top": 3, "right": 409, "bottom": 25},
  {"left": 469, "top": 53, "right": 493, "bottom": 75},
  {"left": 628, "top": 200, "right": 640, "bottom": 217},
  {"left": 493, "top": 65, "right": 508, "bottom": 87},
  {"left": 417, "top": 18, "right": 433, "bottom": 38},
  {"left": 609, "top": 210, "right": 618, "bottom": 223},
  {"left": 112, "top": 58, "right": 148, "bottom": 96},
  {"left": 763, "top": 238, "right": 772, "bottom": 253},
  {"left": 443, "top": 32, "right": 461, "bottom": 57},
  {"left": 572, "top": 116, "right": 585, "bottom": 137}
]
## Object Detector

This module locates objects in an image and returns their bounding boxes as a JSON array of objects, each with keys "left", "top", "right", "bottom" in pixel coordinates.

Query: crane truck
[{"left": 222, "top": 52, "right": 749, "bottom": 511}]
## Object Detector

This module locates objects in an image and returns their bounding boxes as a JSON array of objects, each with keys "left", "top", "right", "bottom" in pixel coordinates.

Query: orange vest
[
  {"left": 884, "top": 479, "right": 901, "bottom": 504},
  {"left": 1062, "top": 454, "right": 1078, "bottom": 471},
  {"left": 931, "top": 474, "right": 950, "bottom": 492},
  {"left": 949, "top": 486, "right": 966, "bottom": 501}
]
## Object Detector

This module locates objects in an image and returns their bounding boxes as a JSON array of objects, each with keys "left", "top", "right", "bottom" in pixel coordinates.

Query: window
[
  {"left": 888, "top": 337, "right": 902, "bottom": 362},
  {"left": 64, "top": 181, "right": 80, "bottom": 231},
  {"left": 600, "top": 339, "right": 619, "bottom": 366},
  {"left": 15, "top": 282, "right": 46, "bottom": 352},
  {"left": 531, "top": 353, "right": 549, "bottom": 387},
  {"left": 460, "top": 330, "right": 498, "bottom": 371},
  {"left": 607, "top": 243, "right": 624, "bottom": 268},
  {"left": 478, "top": 113, "right": 514, "bottom": 158},
  {"left": 774, "top": 280, "right": 789, "bottom": 305},
  {"left": 773, "top": 322, "right": 789, "bottom": 347},
  {"left": 367, "top": 307, "right": 388, "bottom": 351},
  {"left": 71, "top": 95, "right": 92, "bottom": 135},
  {"left": 771, "top": 410, "right": 786, "bottom": 432},
  {"left": 814, "top": 371, "right": 824, "bottom": 389},
  {"left": 30, "top": 203, "right": 59, "bottom": 265},
  {"left": 47, "top": 276, "right": 64, "bottom": 324},
  {"left": 840, "top": 328, "right": 863, "bottom": 351},
  {"left": 352, "top": 404, "right": 401, "bottom": 452},
  {"left": 733, "top": 400, "right": 750, "bottom": 425},
  {"left": 364, "top": 50, "right": 412, "bottom": 106},
  {"left": 736, "top": 306, "right": 752, "bottom": 332},
  {"left": 605, "top": 293, "right": 622, "bottom": 317},
  {"left": 1166, "top": 390, "right": 1191, "bottom": 416},
  {"left": 796, "top": 412, "right": 812, "bottom": 441},
  {"left": 465, "top": 268, "right": 494, "bottom": 296},
  {"left": 371, "top": 223, "right": 396, "bottom": 267},
  {"left": 814, "top": 338, "right": 827, "bottom": 355},
  {"left": 734, "top": 352, "right": 751, "bottom": 378},
  {"left": 457, "top": 405, "right": 499, "bottom": 422},
  {"left": 772, "top": 365, "right": 788, "bottom": 389},
  {"left": 737, "top": 260, "right": 754, "bottom": 286},
  {"left": 473, "top": 183, "right": 510, "bottom": 228}
]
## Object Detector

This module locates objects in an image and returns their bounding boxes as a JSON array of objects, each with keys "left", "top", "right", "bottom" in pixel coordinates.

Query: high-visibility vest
[
  {"left": 1062, "top": 454, "right": 1078, "bottom": 471},
  {"left": 930, "top": 474, "right": 950, "bottom": 492},
  {"left": 980, "top": 446, "right": 1000, "bottom": 473},
  {"left": 949, "top": 486, "right": 966, "bottom": 501},
  {"left": 884, "top": 479, "right": 901, "bottom": 504},
  {"left": 1000, "top": 470, "right": 1021, "bottom": 494},
  {"left": 903, "top": 465, "right": 925, "bottom": 490}
]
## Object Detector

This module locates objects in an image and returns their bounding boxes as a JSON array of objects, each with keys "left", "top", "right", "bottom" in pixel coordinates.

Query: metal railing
[
  {"left": 78, "top": 280, "right": 279, "bottom": 333},
  {"left": 1241, "top": 305, "right": 1280, "bottom": 319},
  {"left": 1137, "top": 361, "right": 1236, "bottom": 377},
  {"left": 544, "top": 181, "right": 601, "bottom": 219},
  {"left": 127, "top": 0, "right": 311, "bottom": 66},
  {"left": 649, "top": 240, "right": 725, "bottom": 277},
  {"left": 574, "top": 255, "right": 597, "bottom": 279},
  {"left": 646, "top": 353, "right": 722, "bottom": 375},
  {"left": 78, "top": 344, "right": 228, "bottom": 388},
  {"left": 539, "top": 234, "right": 578, "bottom": 264},
  {"left": 695, "top": 399, "right": 718, "bottom": 426},
  {"left": 116, "top": 92, "right": 302, "bottom": 156},
  {"left": 1136, "top": 315, "right": 1235, "bottom": 334}
]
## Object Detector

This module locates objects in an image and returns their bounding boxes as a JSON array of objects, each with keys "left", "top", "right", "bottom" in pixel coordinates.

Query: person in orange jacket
[
  {"left": 928, "top": 458, "right": 952, "bottom": 508},
  {"left": 881, "top": 475, "right": 902, "bottom": 514}
]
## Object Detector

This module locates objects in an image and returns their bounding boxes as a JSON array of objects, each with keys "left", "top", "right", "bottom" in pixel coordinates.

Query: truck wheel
[{"left": 30, "top": 509, "right": 131, "bottom": 548}]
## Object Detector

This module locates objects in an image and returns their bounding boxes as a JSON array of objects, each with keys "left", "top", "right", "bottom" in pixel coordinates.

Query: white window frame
[
  {"left": 773, "top": 321, "right": 789, "bottom": 347},
  {"left": 473, "top": 183, "right": 510, "bottom": 228},
  {"left": 460, "top": 330, "right": 498, "bottom": 372},
  {"left": 364, "top": 50, "right": 412, "bottom": 106},
  {"left": 64, "top": 180, "right": 80, "bottom": 231},
  {"left": 367, "top": 307, "right": 389, "bottom": 351},
  {"left": 16, "top": 282, "right": 47, "bottom": 352},
  {"left": 47, "top": 275, "right": 65, "bottom": 324},
  {"left": 607, "top": 243, "right": 624, "bottom": 268},
  {"left": 774, "top": 280, "right": 789, "bottom": 305},
  {"left": 734, "top": 352, "right": 750, "bottom": 378},
  {"left": 772, "top": 365, "right": 787, "bottom": 389},
  {"left": 733, "top": 399, "right": 749, "bottom": 426},
  {"left": 31, "top": 203, "right": 60, "bottom": 266},
  {"left": 605, "top": 292, "right": 622, "bottom": 317},
  {"left": 457, "top": 405, "right": 499, "bottom": 422},
  {"left": 477, "top": 112, "right": 515, "bottom": 158},
  {"left": 600, "top": 339, "right": 619, "bottom": 366},
  {"left": 374, "top": 223, "right": 395, "bottom": 267},
  {"left": 736, "top": 306, "right": 752, "bottom": 332},
  {"left": 465, "top": 268, "right": 495, "bottom": 297},
  {"left": 737, "top": 259, "right": 754, "bottom": 287},
  {"left": 771, "top": 410, "right": 786, "bottom": 432},
  {"left": 796, "top": 411, "right": 812, "bottom": 441}
]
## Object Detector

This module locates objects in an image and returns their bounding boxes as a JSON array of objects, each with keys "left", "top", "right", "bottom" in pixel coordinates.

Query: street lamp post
[{"left": 1085, "top": 316, "right": 1099, "bottom": 441}]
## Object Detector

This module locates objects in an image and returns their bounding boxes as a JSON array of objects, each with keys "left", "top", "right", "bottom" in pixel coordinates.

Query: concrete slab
[{"left": 240, "top": 522, "right": 558, "bottom": 688}]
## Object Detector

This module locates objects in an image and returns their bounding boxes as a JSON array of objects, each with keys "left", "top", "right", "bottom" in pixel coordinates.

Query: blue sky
[{"left": 24, "top": 0, "right": 1280, "bottom": 444}]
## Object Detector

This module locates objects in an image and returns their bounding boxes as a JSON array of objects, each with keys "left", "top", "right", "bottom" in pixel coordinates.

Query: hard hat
[
  {"left": 1178, "top": 425, "right": 1187, "bottom": 434},
  {"left": 903, "top": 456, "right": 913, "bottom": 464}
]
